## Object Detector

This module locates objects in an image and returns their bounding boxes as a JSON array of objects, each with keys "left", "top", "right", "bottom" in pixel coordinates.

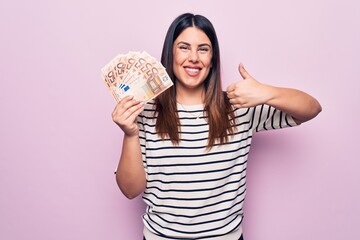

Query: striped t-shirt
[{"left": 138, "top": 101, "right": 296, "bottom": 239}]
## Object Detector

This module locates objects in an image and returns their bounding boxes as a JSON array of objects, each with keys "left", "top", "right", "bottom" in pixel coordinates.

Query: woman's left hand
[{"left": 226, "top": 64, "right": 270, "bottom": 108}]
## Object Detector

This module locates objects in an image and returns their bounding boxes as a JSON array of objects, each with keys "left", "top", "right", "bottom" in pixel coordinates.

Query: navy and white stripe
[{"left": 138, "top": 101, "right": 296, "bottom": 239}]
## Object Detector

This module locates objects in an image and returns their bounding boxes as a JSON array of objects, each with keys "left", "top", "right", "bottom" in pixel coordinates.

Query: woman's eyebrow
[
  {"left": 198, "top": 43, "right": 211, "bottom": 48},
  {"left": 176, "top": 41, "right": 190, "bottom": 46},
  {"left": 176, "top": 41, "right": 211, "bottom": 47}
]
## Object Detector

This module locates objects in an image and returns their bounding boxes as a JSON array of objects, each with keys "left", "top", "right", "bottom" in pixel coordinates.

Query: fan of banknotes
[{"left": 101, "top": 51, "right": 173, "bottom": 103}]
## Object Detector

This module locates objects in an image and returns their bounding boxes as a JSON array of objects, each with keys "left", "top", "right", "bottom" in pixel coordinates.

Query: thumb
[{"left": 238, "top": 63, "right": 251, "bottom": 80}]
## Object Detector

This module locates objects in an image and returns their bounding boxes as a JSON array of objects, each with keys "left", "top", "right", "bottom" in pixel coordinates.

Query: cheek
[
  {"left": 173, "top": 55, "right": 183, "bottom": 70},
  {"left": 174, "top": 52, "right": 188, "bottom": 65},
  {"left": 200, "top": 55, "right": 212, "bottom": 68},
  {"left": 172, "top": 56, "right": 183, "bottom": 79},
  {"left": 173, "top": 56, "right": 181, "bottom": 66}
]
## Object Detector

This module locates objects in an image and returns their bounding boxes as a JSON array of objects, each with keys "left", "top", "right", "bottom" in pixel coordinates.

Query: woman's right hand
[{"left": 112, "top": 95, "right": 144, "bottom": 136}]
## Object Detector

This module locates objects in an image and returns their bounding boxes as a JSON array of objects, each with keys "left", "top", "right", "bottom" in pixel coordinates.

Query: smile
[{"left": 184, "top": 67, "right": 201, "bottom": 76}]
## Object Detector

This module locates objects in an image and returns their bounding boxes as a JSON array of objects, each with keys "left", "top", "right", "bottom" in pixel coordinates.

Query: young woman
[{"left": 112, "top": 13, "right": 321, "bottom": 240}]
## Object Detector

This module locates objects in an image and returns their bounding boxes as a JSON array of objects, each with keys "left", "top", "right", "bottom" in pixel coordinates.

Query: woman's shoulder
[
  {"left": 144, "top": 99, "right": 156, "bottom": 109},
  {"left": 139, "top": 99, "right": 157, "bottom": 118}
]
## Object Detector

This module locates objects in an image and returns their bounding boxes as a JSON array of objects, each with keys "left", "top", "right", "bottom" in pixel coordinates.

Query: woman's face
[{"left": 172, "top": 27, "right": 213, "bottom": 92}]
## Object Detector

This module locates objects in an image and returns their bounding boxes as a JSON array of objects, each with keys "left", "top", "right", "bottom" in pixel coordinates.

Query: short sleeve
[
  {"left": 249, "top": 104, "right": 297, "bottom": 133},
  {"left": 137, "top": 114, "right": 148, "bottom": 175}
]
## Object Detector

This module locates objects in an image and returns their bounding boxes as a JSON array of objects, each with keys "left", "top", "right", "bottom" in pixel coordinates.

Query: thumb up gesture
[{"left": 226, "top": 64, "right": 270, "bottom": 108}]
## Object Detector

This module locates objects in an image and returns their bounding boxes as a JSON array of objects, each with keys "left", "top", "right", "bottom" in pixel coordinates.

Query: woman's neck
[{"left": 176, "top": 85, "right": 205, "bottom": 105}]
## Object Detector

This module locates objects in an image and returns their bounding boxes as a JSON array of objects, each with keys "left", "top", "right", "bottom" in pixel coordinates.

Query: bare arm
[
  {"left": 265, "top": 86, "right": 322, "bottom": 124},
  {"left": 116, "top": 135, "right": 146, "bottom": 199},
  {"left": 112, "top": 96, "right": 146, "bottom": 199},
  {"left": 226, "top": 64, "right": 322, "bottom": 124}
]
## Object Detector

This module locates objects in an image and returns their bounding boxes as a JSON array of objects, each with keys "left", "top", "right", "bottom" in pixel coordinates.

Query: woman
[{"left": 112, "top": 13, "right": 321, "bottom": 240}]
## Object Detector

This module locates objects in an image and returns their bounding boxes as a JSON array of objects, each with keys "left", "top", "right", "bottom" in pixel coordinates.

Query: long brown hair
[{"left": 155, "top": 13, "right": 235, "bottom": 149}]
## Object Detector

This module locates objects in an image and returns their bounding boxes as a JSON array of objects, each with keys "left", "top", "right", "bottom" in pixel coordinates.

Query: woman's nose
[{"left": 188, "top": 50, "right": 199, "bottom": 62}]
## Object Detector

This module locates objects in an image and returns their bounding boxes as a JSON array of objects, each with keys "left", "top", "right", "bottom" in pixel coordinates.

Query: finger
[
  {"left": 123, "top": 98, "right": 141, "bottom": 111},
  {"left": 119, "top": 95, "right": 134, "bottom": 104},
  {"left": 238, "top": 63, "right": 251, "bottom": 80},
  {"left": 113, "top": 95, "right": 133, "bottom": 112},
  {"left": 120, "top": 95, "right": 137, "bottom": 107},
  {"left": 112, "top": 97, "right": 138, "bottom": 121},
  {"left": 124, "top": 101, "right": 144, "bottom": 122},
  {"left": 126, "top": 102, "right": 145, "bottom": 123},
  {"left": 114, "top": 96, "right": 138, "bottom": 114},
  {"left": 112, "top": 102, "right": 143, "bottom": 130},
  {"left": 227, "top": 91, "right": 236, "bottom": 99},
  {"left": 229, "top": 101, "right": 242, "bottom": 109},
  {"left": 118, "top": 101, "right": 144, "bottom": 122},
  {"left": 229, "top": 98, "right": 246, "bottom": 108},
  {"left": 229, "top": 97, "right": 244, "bottom": 105},
  {"left": 226, "top": 83, "right": 236, "bottom": 93}
]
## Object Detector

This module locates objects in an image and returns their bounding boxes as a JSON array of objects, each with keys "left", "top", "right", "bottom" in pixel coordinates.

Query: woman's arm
[
  {"left": 112, "top": 96, "right": 146, "bottom": 199},
  {"left": 264, "top": 86, "right": 322, "bottom": 124},
  {"left": 226, "top": 64, "right": 322, "bottom": 124},
  {"left": 116, "top": 134, "right": 146, "bottom": 199}
]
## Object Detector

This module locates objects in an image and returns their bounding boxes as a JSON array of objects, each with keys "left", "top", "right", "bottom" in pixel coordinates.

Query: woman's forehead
[{"left": 174, "top": 27, "right": 211, "bottom": 45}]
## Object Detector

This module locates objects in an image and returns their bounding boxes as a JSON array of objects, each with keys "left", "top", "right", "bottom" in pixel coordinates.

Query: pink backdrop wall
[{"left": 1, "top": 0, "right": 359, "bottom": 239}]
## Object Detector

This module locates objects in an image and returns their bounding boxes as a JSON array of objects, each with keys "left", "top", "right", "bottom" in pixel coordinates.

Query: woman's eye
[
  {"left": 179, "top": 45, "right": 190, "bottom": 50},
  {"left": 198, "top": 47, "right": 210, "bottom": 53}
]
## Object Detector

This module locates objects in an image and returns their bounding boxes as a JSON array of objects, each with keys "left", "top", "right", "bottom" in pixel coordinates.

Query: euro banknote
[{"left": 101, "top": 51, "right": 173, "bottom": 103}]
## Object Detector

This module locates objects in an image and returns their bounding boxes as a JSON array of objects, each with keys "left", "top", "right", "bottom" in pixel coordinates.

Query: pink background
[{"left": 1, "top": 0, "right": 359, "bottom": 239}]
